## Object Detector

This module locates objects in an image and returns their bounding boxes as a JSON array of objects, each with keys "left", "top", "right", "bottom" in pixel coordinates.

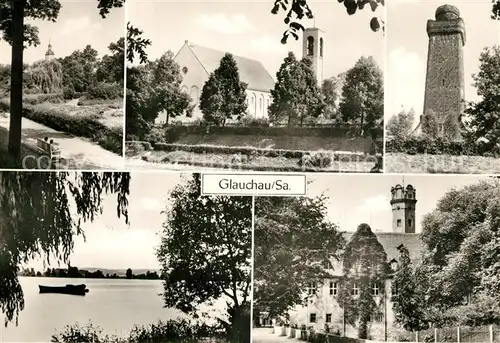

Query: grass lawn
[
  {"left": 385, "top": 153, "right": 500, "bottom": 174},
  {"left": 138, "top": 150, "right": 377, "bottom": 172}
]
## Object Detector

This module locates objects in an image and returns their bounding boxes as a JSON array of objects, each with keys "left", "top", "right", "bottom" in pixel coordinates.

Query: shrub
[
  {"left": 385, "top": 136, "right": 499, "bottom": 157},
  {"left": 87, "top": 82, "right": 123, "bottom": 100},
  {"left": 239, "top": 115, "right": 270, "bottom": 127},
  {"left": 23, "top": 93, "right": 64, "bottom": 105},
  {"left": 298, "top": 151, "right": 334, "bottom": 168},
  {"left": 126, "top": 141, "right": 153, "bottom": 156},
  {"left": 0, "top": 100, "right": 122, "bottom": 155}
]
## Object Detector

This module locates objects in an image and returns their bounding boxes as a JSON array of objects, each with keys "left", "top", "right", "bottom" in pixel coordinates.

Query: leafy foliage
[
  {"left": 24, "top": 59, "right": 63, "bottom": 94},
  {"left": 269, "top": 52, "right": 324, "bottom": 127},
  {"left": 337, "top": 223, "right": 388, "bottom": 339},
  {"left": 200, "top": 53, "right": 248, "bottom": 126},
  {"left": 416, "top": 180, "right": 500, "bottom": 326},
  {"left": 157, "top": 174, "right": 251, "bottom": 343},
  {"left": 254, "top": 195, "right": 344, "bottom": 319},
  {"left": 270, "top": 0, "right": 385, "bottom": 44},
  {"left": 391, "top": 245, "right": 429, "bottom": 332},
  {"left": 126, "top": 23, "right": 152, "bottom": 65},
  {"left": 464, "top": 46, "right": 500, "bottom": 155},
  {"left": 492, "top": 0, "right": 500, "bottom": 19},
  {"left": 339, "top": 56, "right": 383, "bottom": 139},
  {"left": 0, "top": 172, "right": 130, "bottom": 326},
  {"left": 321, "top": 75, "right": 344, "bottom": 121},
  {"left": 386, "top": 109, "right": 415, "bottom": 140}
]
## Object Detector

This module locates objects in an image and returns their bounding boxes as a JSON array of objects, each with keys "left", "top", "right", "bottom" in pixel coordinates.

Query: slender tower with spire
[{"left": 45, "top": 40, "right": 55, "bottom": 61}]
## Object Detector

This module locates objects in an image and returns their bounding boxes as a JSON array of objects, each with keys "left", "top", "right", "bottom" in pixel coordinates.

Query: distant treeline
[{"left": 20, "top": 267, "right": 160, "bottom": 280}]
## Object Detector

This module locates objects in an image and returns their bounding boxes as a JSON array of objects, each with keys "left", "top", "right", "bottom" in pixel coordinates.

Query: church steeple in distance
[
  {"left": 45, "top": 40, "right": 55, "bottom": 61},
  {"left": 390, "top": 183, "right": 417, "bottom": 233}
]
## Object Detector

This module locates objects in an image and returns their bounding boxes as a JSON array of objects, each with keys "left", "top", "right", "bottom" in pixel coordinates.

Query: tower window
[
  {"left": 329, "top": 281, "right": 338, "bottom": 296},
  {"left": 326, "top": 314, "right": 332, "bottom": 323},
  {"left": 442, "top": 79, "right": 445, "bottom": 86},
  {"left": 309, "top": 313, "right": 317, "bottom": 323},
  {"left": 320, "top": 37, "right": 324, "bottom": 57},
  {"left": 307, "top": 36, "right": 315, "bottom": 56},
  {"left": 408, "top": 219, "right": 413, "bottom": 227},
  {"left": 397, "top": 219, "right": 402, "bottom": 227}
]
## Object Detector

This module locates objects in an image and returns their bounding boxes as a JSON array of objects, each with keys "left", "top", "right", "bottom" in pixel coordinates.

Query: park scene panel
[
  {"left": 125, "top": 0, "right": 385, "bottom": 172},
  {"left": 0, "top": 1, "right": 126, "bottom": 170},
  {"left": 253, "top": 174, "right": 500, "bottom": 343},
  {"left": 385, "top": 0, "right": 500, "bottom": 174},
  {"left": 0, "top": 172, "right": 251, "bottom": 343}
]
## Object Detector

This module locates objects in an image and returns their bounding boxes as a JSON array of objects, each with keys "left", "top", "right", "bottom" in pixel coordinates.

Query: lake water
[{"left": 0, "top": 277, "right": 191, "bottom": 342}]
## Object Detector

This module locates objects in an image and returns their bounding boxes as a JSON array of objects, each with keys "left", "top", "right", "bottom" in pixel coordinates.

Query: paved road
[
  {"left": 253, "top": 328, "right": 299, "bottom": 343},
  {"left": 0, "top": 113, "right": 124, "bottom": 169}
]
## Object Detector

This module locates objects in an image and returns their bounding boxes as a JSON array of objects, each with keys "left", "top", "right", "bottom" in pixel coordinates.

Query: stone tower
[
  {"left": 302, "top": 27, "right": 325, "bottom": 84},
  {"left": 45, "top": 41, "right": 55, "bottom": 61},
  {"left": 390, "top": 184, "right": 417, "bottom": 234},
  {"left": 422, "top": 4, "right": 466, "bottom": 138}
]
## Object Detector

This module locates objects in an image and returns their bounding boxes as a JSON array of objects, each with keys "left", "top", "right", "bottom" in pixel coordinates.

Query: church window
[
  {"left": 329, "top": 281, "right": 338, "bottom": 296},
  {"left": 307, "top": 36, "right": 315, "bottom": 56},
  {"left": 408, "top": 219, "right": 413, "bottom": 227},
  {"left": 326, "top": 314, "right": 332, "bottom": 323},
  {"left": 372, "top": 283, "right": 379, "bottom": 296},
  {"left": 259, "top": 97, "right": 262, "bottom": 110},
  {"left": 182, "top": 66, "right": 188, "bottom": 74},
  {"left": 442, "top": 79, "right": 445, "bottom": 86},
  {"left": 320, "top": 37, "right": 324, "bottom": 57},
  {"left": 309, "top": 313, "right": 317, "bottom": 323},
  {"left": 351, "top": 283, "right": 359, "bottom": 296},
  {"left": 397, "top": 219, "right": 402, "bottom": 227}
]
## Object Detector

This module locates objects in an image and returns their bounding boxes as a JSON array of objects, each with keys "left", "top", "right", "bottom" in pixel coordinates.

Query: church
[
  {"left": 278, "top": 183, "right": 423, "bottom": 338},
  {"left": 157, "top": 26, "right": 326, "bottom": 124}
]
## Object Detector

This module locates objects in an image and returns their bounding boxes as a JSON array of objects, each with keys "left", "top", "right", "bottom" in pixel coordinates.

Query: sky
[
  {"left": 127, "top": 0, "right": 385, "bottom": 81},
  {"left": 26, "top": 172, "right": 187, "bottom": 271},
  {"left": 386, "top": 0, "right": 500, "bottom": 121},
  {"left": 0, "top": 0, "right": 125, "bottom": 65},
  {"left": 307, "top": 173, "right": 492, "bottom": 233}
]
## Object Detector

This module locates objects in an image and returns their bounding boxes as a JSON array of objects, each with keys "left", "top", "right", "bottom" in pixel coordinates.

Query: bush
[
  {"left": 0, "top": 100, "right": 123, "bottom": 155},
  {"left": 298, "top": 151, "right": 333, "bottom": 168},
  {"left": 87, "top": 82, "right": 123, "bottom": 100},
  {"left": 239, "top": 115, "right": 270, "bottom": 127},
  {"left": 385, "top": 136, "right": 499, "bottom": 157},
  {"left": 23, "top": 93, "right": 64, "bottom": 105},
  {"left": 126, "top": 141, "right": 153, "bottom": 156},
  {"left": 51, "top": 319, "right": 228, "bottom": 343}
]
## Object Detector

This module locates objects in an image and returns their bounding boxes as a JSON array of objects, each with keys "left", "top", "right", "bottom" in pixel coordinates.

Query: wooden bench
[{"left": 36, "top": 137, "right": 63, "bottom": 167}]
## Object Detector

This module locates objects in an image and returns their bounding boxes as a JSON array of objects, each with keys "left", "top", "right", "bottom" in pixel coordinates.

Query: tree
[
  {"left": 0, "top": 171, "right": 130, "bottom": 326},
  {"left": 391, "top": 245, "right": 429, "bottom": 332},
  {"left": 270, "top": 0, "right": 385, "bottom": 44},
  {"left": 386, "top": 109, "right": 415, "bottom": 140},
  {"left": 58, "top": 45, "right": 99, "bottom": 93},
  {"left": 200, "top": 53, "right": 247, "bottom": 126},
  {"left": 253, "top": 195, "right": 345, "bottom": 320},
  {"left": 417, "top": 180, "right": 500, "bottom": 325},
  {"left": 492, "top": 0, "right": 500, "bottom": 19},
  {"left": 269, "top": 52, "right": 324, "bottom": 127},
  {"left": 0, "top": 0, "right": 123, "bottom": 161},
  {"left": 157, "top": 174, "right": 252, "bottom": 343},
  {"left": 126, "top": 268, "right": 133, "bottom": 279},
  {"left": 337, "top": 223, "right": 389, "bottom": 339},
  {"left": 95, "top": 37, "right": 125, "bottom": 85},
  {"left": 339, "top": 56, "right": 384, "bottom": 139},
  {"left": 464, "top": 46, "right": 500, "bottom": 154},
  {"left": 24, "top": 59, "right": 63, "bottom": 93},
  {"left": 125, "top": 65, "right": 154, "bottom": 139},
  {"left": 321, "top": 76, "right": 343, "bottom": 121},
  {"left": 126, "top": 23, "right": 151, "bottom": 65}
]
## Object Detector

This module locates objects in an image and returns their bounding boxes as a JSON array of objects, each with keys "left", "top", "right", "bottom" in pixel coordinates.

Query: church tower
[
  {"left": 390, "top": 184, "right": 417, "bottom": 234},
  {"left": 302, "top": 27, "right": 325, "bottom": 84},
  {"left": 422, "top": 4, "right": 466, "bottom": 139},
  {"left": 45, "top": 41, "right": 55, "bottom": 61}
]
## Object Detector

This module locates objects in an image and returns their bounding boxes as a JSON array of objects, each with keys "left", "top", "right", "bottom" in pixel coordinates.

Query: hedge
[
  {"left": 386, "top": 136, "right": 499, "bottom": 157},
  {"left": 0, "top": 100, "right": 123, "bottom": 155},
  {"left": 152, "top": 142, "right": 371, "bottom": 161},
  {"left": 23, "top": 93, "right": 64, "bottom": 105}
]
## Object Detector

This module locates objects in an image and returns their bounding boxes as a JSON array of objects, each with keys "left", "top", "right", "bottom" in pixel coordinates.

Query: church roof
[
  {"left": 183, "top": 42, "right": 275, "bottom": 93},
  {"left": 342, "top": 231, "right": 424, "bottom": 262}
]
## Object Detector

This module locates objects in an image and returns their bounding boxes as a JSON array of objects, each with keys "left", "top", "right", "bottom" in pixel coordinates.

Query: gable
[{"left": 185, "top": 42, "right": 275, "bottom": 93}]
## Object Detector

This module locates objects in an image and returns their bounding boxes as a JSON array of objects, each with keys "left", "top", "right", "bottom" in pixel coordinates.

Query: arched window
[
  {"left": 259, "top": 97, "right": 262, "bottom": 110},
  {"left": 320, "top": 37, "right": 324, "bottom": 57},
  {"left": 250, "top": 93, "right": 256, "bottom": 115},
  {"left": 307, "top": 36, "right": 314, "bottom": 56},
  {"left": 190, "top": 86, "right": 199, "bottom": 104}
]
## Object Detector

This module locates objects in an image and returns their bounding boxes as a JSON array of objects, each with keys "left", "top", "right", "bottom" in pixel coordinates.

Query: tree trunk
[{"left": 8, "top": 0, "right": 25, "bottom": 160}]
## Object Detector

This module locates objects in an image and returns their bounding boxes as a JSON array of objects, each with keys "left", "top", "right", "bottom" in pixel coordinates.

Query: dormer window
[{"left": 307, "top": 36, "right": 314, "bottom": 56}]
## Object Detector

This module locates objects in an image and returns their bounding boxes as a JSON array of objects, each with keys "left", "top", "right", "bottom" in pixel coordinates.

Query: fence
[{"left": 272, "top": 325, "right": 500, "bottom": 343}]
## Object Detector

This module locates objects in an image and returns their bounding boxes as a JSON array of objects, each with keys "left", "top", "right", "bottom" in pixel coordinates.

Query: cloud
[
  {"left": 195, "top": 13, "right": 254, "bottom": 35},
  {"left": 57, "top": 16, "right": 102, "bottom": 36},
  {"left": 358, "top": 195, "right": 390, "bottom": 214},
  {"left": 386, "top": 47, "right": 425, "bottom": 118},
  {"left": 249, "top": 35, "right": 287, "bottom": 54}
]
